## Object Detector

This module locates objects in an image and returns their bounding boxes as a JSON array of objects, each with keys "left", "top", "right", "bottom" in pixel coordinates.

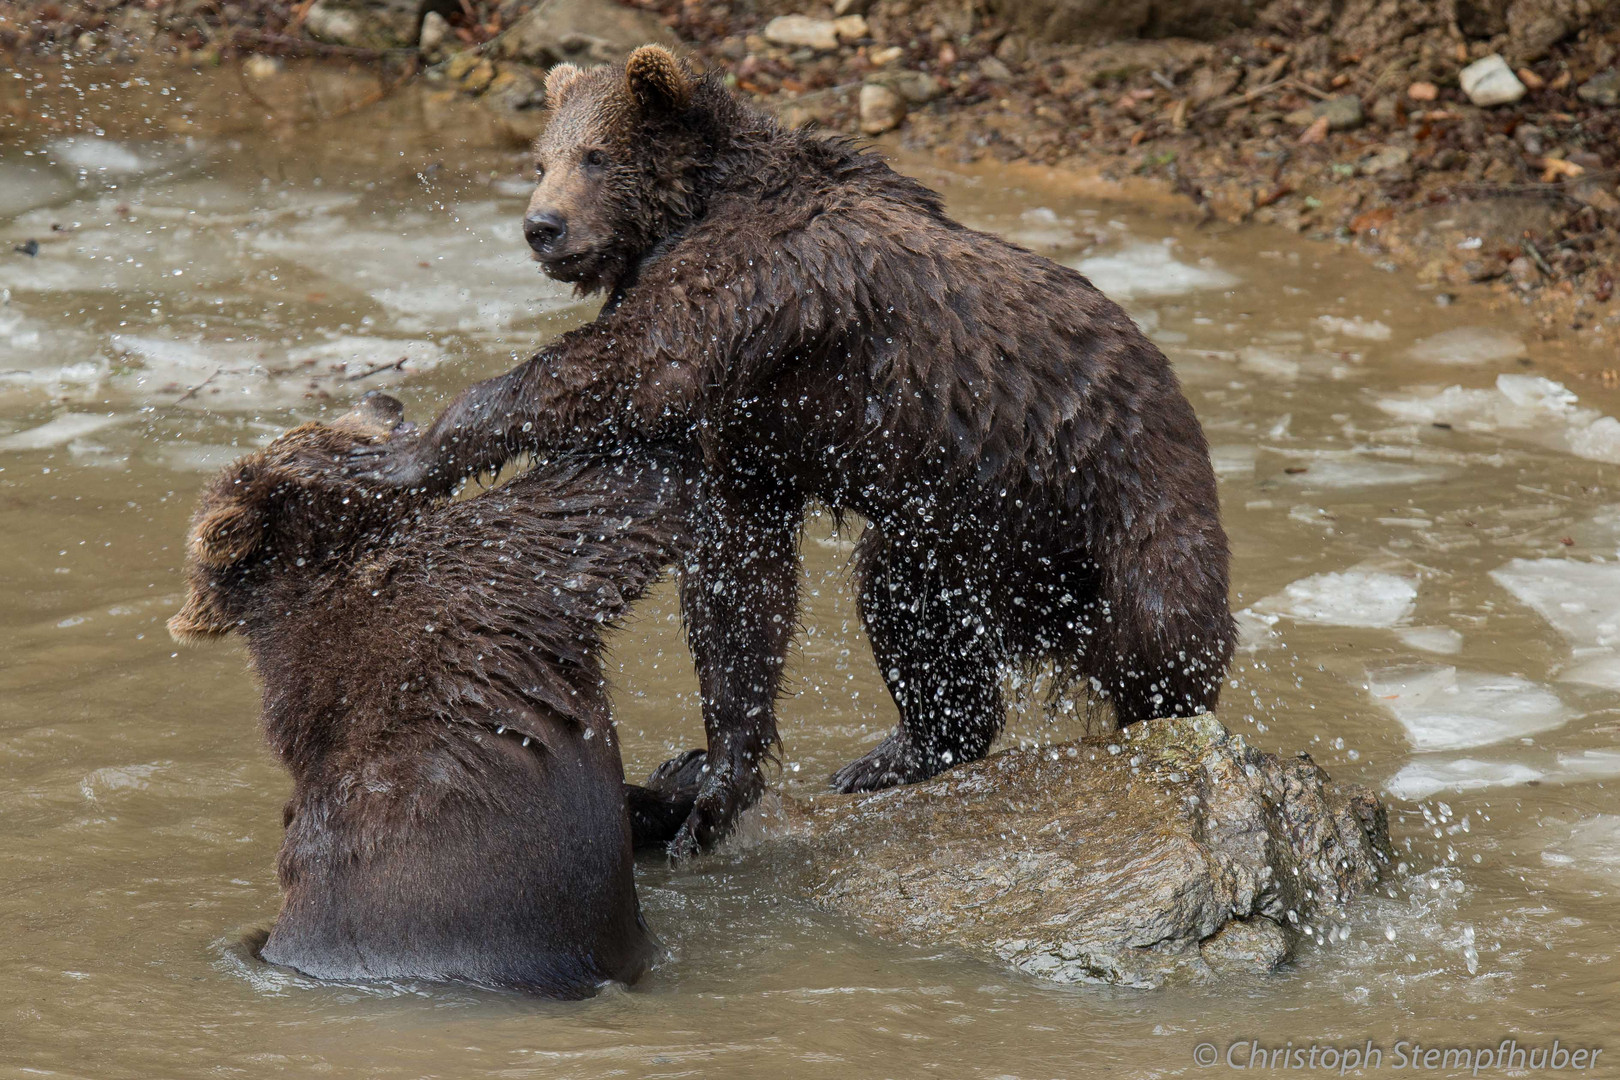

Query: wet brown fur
[
  {"left": 172, "top": 394, "right": 694, "bottom": 996},
  {"left": 356, "top": 48, "right": 1237, "bottom": 855}
]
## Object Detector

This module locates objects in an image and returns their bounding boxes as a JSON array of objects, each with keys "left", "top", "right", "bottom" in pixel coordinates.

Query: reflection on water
[{"left": 3, "top": 60, "right": 1619, "bottom": 1079}]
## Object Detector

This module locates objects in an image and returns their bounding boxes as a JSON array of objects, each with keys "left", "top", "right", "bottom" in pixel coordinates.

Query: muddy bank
[
  {"left": 739, "top": 714, "right": 1392, "bottom": 988},
  {"left": 7, "top": 1, "right": 1618, "bottom": 344}
]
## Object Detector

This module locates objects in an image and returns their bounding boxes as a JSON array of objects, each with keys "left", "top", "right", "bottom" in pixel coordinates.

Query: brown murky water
[{"left": 3, "top": 60, "right": 1619, "bottom": 1079}]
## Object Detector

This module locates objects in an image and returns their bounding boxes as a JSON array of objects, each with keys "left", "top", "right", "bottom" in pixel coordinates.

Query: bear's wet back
[{"left": 172, "top": 393, "right": 691, "bottom": 997}]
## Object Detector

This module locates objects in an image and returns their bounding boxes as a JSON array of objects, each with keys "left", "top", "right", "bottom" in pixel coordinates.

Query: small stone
[
  {"left": 832, "top": 14, "right": 868, "bottom": 43},
  {"left": 1407, "top": 81, "right": 1438, "bottom": 101},
  {"left": 1369, "top": 95, "right": 1398, "bottom": 126},
  {"left": 1459, "top": 54, "right": 1526, "bottom": 107},
  {"left": 994, "top": 33, "right": 1026, "bottom": 65},
  {"left": 418, "top": 10, "right": 450, "bottom": 58},
  {"left": 1359, "top": 145, "right": 1411, "bottom": 175},
  {"left": 859, "top": 81, "right": 905, "bottom": 134},
  {"left": 978, "top": 56, "right": 1013, "bottom": 82},
  {"left": 1577, "top": 70, "right": 1620, "bottom": 108},
  {"left": 883, "top": 70, "right": 945, "bottom": 104},
  {"left": 869, "top": 45, "right": 903, "bottom": 66},
  {"left": 763, "top": 15, "right": 840, "bottom": 52},
  {"left": 1313, "top": 94, "right": 1364, "bottom": 131},
  {"left": 1508, "top": 255, "right": 1541, "bottom": 286},
  {"left": 448, "top": 53, "right": 497, "bottom": 94},
  {"left": 303, "top": 2, "right": 365, "bottom": 47},
  {"left": 833, "top": 0, "right": 870, "bottom": 14},
  {"left": 243, "top": 54, "right": 282, "bottom": 79}
]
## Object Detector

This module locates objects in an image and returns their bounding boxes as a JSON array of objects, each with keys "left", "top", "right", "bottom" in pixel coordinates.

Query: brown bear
[
  {"left": 170, "top": 392, "right": 697, "bottom": 997},
  {"left": 349, "top": 47, "right": 1236, "bottom": 857}
]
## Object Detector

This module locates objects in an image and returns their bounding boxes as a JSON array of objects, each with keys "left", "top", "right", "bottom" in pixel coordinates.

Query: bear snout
[{"left": 523, "top": 210, "right": 567, "bottom": 253}]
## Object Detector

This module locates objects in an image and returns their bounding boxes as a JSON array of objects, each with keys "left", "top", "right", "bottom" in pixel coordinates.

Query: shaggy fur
[
  {"left": 172, "top": 393, "right": 693, "bottom": 996},
  {"left": 351, "top": 48, "right": 1236, "bottom": 856}
]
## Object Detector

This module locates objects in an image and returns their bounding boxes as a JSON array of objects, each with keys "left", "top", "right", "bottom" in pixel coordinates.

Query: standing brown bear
[
  {"left": 171, "top": 393, "right": 698, "bottom": 996},
  {"left": 351, "top": 46, "right": 1236, "bottom": 857}
]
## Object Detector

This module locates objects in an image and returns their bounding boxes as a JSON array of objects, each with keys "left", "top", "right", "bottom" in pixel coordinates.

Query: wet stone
[
  {"left": 1459, "top": 54, "right": 1527, "bottom": 107},
  {"left": 1312, "top": 94, "right": 1364, "bottom": 131},
  {"left": 763, "top": 15, "right": 841, "bottom": 52},
  {"left": 1576, "top": 70, "right": 1620, "bottom": 108},
  {"left": 858, "top": 82, "right": 905, "bottom": 135},
  {"left": 774, "top": 714, "right": 1390, "bottom": 988}
]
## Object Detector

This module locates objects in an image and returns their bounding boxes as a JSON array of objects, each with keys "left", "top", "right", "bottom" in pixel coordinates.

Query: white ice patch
[
  {"left": 47, "top": 136, "right": 167, "bottom": 176},
  {"left": 0, "top": 412, "right": 123, "bottom": 451},
  {"left": 1405, "top": 327, "right": 1526, "bottom": 366},
  {"left": 1396, "top": 626, "right": 1465, "bottom": 655},
  {"left": 1552, "top": 749, "right": 1620, "bottom": 782},
  {"left": 1538, "top": 816, "right": 1620, "bottom": 882},
  {"left": 1385, "top": 758, "right": 1544, "bottom": 800},
  {"left": 1002, "top": 207, "right": 1080, "bottom": 251},
  {"left": 252, "top": 200, "right": 577, "bottom": 332},
  {"left": 1209, "top": 445, "right": 1256, "bottom": 476},
  {"left": 1378, "top": 374, "right": 1620, "bottom": 465},
  {"left": 1490, "top": 558, "right": 1620, "bottom": 689},
  {"left": 1070, "top": 242, "right": 1237, "bottom": 300},
  {"left": 1315, "top": 315, "right": 1392, "bottom": 341},
  {"left": 1271, "top": 456, "right": 1448, "bottom": 488},
  {"left": 1253, "top": 570, "right": 1416, "bottom": 628},
  {"left": 1367, "top": 665, "right": 1567, "bottom": 751},
  {"left": 0, "top": 161, "right": 75, "bottom": 218}
]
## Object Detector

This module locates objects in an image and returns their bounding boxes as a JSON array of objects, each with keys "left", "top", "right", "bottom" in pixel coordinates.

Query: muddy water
[{"left": 3, "top": 61, "right": 1619, "bottom": 1078}]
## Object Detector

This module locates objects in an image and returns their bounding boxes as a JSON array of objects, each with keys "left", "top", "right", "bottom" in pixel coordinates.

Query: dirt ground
[{"left": 4, "top": 0, "right": 1618, "bottom": 343}]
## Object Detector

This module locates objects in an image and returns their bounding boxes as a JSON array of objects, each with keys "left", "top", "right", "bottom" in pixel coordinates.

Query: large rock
[
  {"left": 774, "top": 714, "right": 1390, "bottom": 988},
  {"left": 494, "top": 0, "right": 679, "bottom": 68}
]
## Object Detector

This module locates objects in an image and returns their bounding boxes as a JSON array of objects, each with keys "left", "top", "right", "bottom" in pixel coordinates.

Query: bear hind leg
[{"left": 830, "top": 530, "right": 1006, "bottom": 793}]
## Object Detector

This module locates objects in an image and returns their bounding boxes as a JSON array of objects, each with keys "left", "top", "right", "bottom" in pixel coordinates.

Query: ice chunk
[
  {"left": 1254, "top": 570, "right": 1416, "bottom": 628},
  {"left": 1367, "top": 665, "right": 1567, "bottom": 751},
  {"left": 1273, "top": 457, "right": 1448, "bottom": 488},
  {"left": 0, "top": 161, "right": 74, "bottom": 218},
  {"left": 47, "top": 136, "right": 164, "bottom": 176},
  {"left": 1385, "top": 759, "right": 1544, "bottom": 800},
  {"left": 1379, "top": 375, "right": 1620, "bottom": 465},
  {"left": 1552, "top": 750, "right": 1620, "bottom": 782},
  {"left": 1315, "top": 315, "right": 1392, "bottom": 341},
  {"left": 1209, "top": 445, "right": 1255, "bottom": 476},
  {"left": 1538, "top": 816, "right": 1620, "bottom": 882},
  {"left": 1071, "top": 242, "right": 1238, "bottom": 299},
  {"left": 1490, "top": 558, "right": 1620, "bottom": 689},
  {"left": 1396, "top": 626, "right": 1464, "bottom": 655},
  {"left": 0, "top": 412, "right": 123, "bottom": 451},
  {"left": 1406, "top": 327, "right": 1525, "bottom": 366}
]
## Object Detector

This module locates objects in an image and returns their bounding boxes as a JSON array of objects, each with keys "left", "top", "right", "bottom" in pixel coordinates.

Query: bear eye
[
  {"left": 533, "top": 161, "right": 545, "bottom": 179},
  {"left": 583, "top": 149, "right": 607, "bottom": 170}
]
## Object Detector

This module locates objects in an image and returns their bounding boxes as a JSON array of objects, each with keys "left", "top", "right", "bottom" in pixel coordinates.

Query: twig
[
  {"left": 346, "top": 356, "right": 409, "bottom": 382},
  {"left": 1522, "top": 238, "right": 1555, "bottom": 278},
  {"left": 1192, "top": 77, "right": 1288, "bottom": 120},
  {"left": 174, "top": 368, "right": 221, "bottom": 405}
]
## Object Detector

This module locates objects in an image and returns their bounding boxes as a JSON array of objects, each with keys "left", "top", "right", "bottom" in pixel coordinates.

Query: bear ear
[
  {"left": 624, "top": 45, "right": 691, "bottom": 113},
  {"left": 189, "top": 500, "right": 265, "bottom": 569},
  {"left": 332, "top": 391, "right": 406, "bottom": 439},
  {"left": 544, "top": 62, "right": 584, "bottom": 108}
]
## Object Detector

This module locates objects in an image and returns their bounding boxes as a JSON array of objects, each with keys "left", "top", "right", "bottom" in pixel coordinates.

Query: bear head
[
  {"left": 524, "top": 45, "right": 732, "bottom": 295},
  {"left": 168, "top": 392, "right": 421, "bottom": 642}
]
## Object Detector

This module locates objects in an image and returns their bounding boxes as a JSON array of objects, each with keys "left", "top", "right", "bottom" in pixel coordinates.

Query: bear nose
[{"left": 524, "top": 211, "right": 567, "bottom": 252}]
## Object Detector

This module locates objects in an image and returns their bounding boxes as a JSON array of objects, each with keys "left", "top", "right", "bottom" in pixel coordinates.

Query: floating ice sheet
[
  {"left": 1271, "top": 456, "right": 1448, "bottom": 488},
  {"left": 1490, "top": 558, "right": 1620, "bottom": 690},
  {"left": 1385, "top": 758, "right": 1544, "bottom": 800},
  {"left": 1396, "top": 626, "right": 1465, "bottom": 655},
  {"left": 1367, "top": 665, "right": 1568, "bottom": 751},
  {"left": 1070, "top": 242, "right": 1237, "bottom": 300},
  {"left": 1538, "top": 816, "right": 1620, "bottom": 882},
  {"left": 1254, "top": 570, "right": 1416, "bottom": 628},
  {"left": 1315, "top": 315, "right": 1391, "bottom": 341},
  {"left": 0, "top": 412, "right": 124, "bottom": 451},
  {"left": 1405, "top": 327, "right": 1526, "bottom": 366},
  {"left": 1378, "top": 374, "right": 1620, "bottom": 465}
]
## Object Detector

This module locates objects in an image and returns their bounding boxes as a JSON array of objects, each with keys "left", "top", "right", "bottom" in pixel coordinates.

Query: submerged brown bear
[
  {"left": 170, "top": 393, "right": 697, "bottom": 996},
  {"left": 352, "top": 46, "right": 1237, "bottom": 856}
]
